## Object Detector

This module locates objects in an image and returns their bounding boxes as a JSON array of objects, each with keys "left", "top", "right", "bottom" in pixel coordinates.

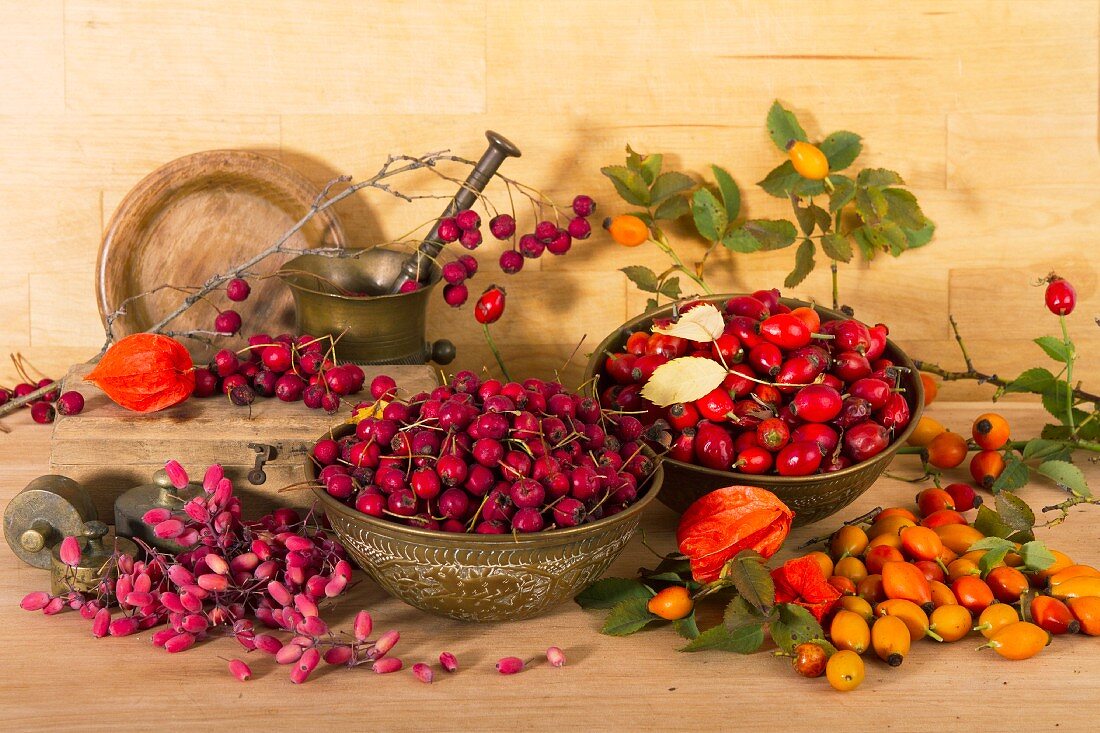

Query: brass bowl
[
  {"left": 582, "top": 296, "right": 924, "bottom": 527},
  {"left": 309, "top": 426, "right": 665, "bottom": 622},
  {"left": 279, "top": 247, "right": 455, "bottom": 365}
]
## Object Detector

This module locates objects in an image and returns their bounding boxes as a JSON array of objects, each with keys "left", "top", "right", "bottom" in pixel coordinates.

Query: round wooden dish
[{"left": 97, "top": 150, "right": 346, "bottom": 347}]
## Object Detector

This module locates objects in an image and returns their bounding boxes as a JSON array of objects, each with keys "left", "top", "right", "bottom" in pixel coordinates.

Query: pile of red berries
[
  {"left": 598, "top": 289, "right": 913, "bottom": 477},
  {"left": 193, "top": 333, "right": 365, "bottom": 414},
  {"left": 1, "top": 378, "right": 84, "bottom": 425},
  {"left": 435, "top": 195, "right": 595, "bottom": 311},
  {"left": 312, "top": 370, "right": 657, "bottom": 533}
]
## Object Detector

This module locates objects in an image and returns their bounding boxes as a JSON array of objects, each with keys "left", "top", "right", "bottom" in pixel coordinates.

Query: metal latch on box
[{"left": 247, "top": 443, "right": 277, "bottom": 485}]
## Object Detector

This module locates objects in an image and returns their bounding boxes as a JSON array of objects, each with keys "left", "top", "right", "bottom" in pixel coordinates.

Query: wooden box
[{"left": 49, "top": 363, "right": 438, "bottom": 520}]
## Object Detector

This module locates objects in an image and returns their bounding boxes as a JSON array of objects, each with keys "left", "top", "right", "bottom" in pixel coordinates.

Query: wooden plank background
[{"left": 0, "top": 0, "right": 1097, "bottom": 399}]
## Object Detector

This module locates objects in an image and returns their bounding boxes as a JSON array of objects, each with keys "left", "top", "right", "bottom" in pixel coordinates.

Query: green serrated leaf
[
  {"left": 785, "top": 239, "right": 816, "bottom": 289},
  {"left": 674, "top": 612, "right": 701, "bottom": 640},
  {"left": 625, "top": 145, "right": 662, "bottom": 185},
  {"left": 601, "top": 165, "right": 651, "bottom": 206},
  {"left": 710, "top": 165, "right": 741, "bottom": 222},
  {"left": 1019, "top": 541, "right": 1056, "bottom": 572},
  {"left": 659, "top": 277, "right": 682, "bottom": 300},
  {"left": 680, "top": 621, "right": 765, "bottom": 653},
  {"left": 723, "top": 595, "right": 765, "bottom": 632},
  {"left": 863, "top": 221, "right": 907, "bottom": 255},
  {"left": 857, "top": 168, "right": 905, "bottom": 187},
  {"left": 642, "top": 572, "right": 689, "bottom": 583},
  {"left": 990, "top": 453, "right": 1029, "bottom": 494},
  {"left": 974, "top": 505, "right": 1016, "bottom": 540},
  {"left": 653, "top": 194, "right": 691, "bottom": 221},
  {"left": 968, "top": 537, "right": 1017, "bottom": 553},
  {"left": 575, "top": 577, "right": 655, "bottom": 610},
  {"left": 792, "top": 177, "right": 826, "bottom": 197},
  {"left": 744, "top": 219, "right": 798, "bottom": 250},
  {"left": 620, "top": 265, "right": 659, "bottom": 293},
  {"left": 881, "top": 188, "right": 926, "bottom": 230},
  {"left": 721, "top": 228, "right": 763, "bottom": 253},
  {"left": 855, "top": 186, "right": 888, "bottom": 224},
  {"left": 793, "top": 202, "right": 816, "bottom": 236},
  {"left": 809, "top": 203, "right": 832, "bottom": 232},
  {"left": 995, "top": 491, "right": 1036, "bottom": 532},
  {"left": 691, "top": 188, "right": 728, "bottom": 241},
  {"left": 766, "top": 100, "right": 807, "bottom": 151},
  {"left": 728, "top": 551, "right": 775, "bottom": 614},
  {"left": 1005, "top": 367, "right": 1056, "bottom": 394},
  {"left": 770, "top": 603, "right": 824, "bottom": 654},
  {"left": 644, "top": 297, "right": 659, "bottom": 313},
  {"left": 852, "top": 227, "right": 876, "bottom": 260},
  {"left": 819, "top": 131, "right": 862, "bottom": 171},
  {"left": 1041, "top": 423, "right": 1073, "bottom": 440},
  {"left": 903, "top": 220, "right": 935, "bottom": 248},
  {"left": 979, "top": 546, "right": 1012, "bottom": 577},
  {"left": 1034, "top": 335, "right": 1072, "bottom": 363},
  {"left": 1021, "top": 438, "right": 1073, "bottom": 463},
  {"left": 1036, "top": 460, "right": 1091, "bottom": 497},
  {"left": 1041, "top": 380, "right": 1081, "bottom": 425},
  {"left": 828, "top": 175, "right": 856, "bottom": 212},
  {"left": 601, "top": 596, "right": 658, "bottom": 636},
  {"left": 820, "top": 232, "right": 853, "bottom": 263},
  {"left": 757, "top": 161, "right": 800, "bottom": 198},
  {"left": 650, "top": 171, "right": 695, "bottom": 206}
]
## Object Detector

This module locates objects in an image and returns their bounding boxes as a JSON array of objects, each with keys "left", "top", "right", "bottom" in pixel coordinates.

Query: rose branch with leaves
[{"left": 602, "top": 100, "right": 935, "bottom": 311}]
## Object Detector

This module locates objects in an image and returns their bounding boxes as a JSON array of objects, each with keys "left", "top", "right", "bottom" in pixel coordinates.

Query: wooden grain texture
[
  {"left": 0, "top": 0, "right": 1098, "bottom": 403},
  {"left": 4, "top": 403, "right": 1100, "bottom": 732}
]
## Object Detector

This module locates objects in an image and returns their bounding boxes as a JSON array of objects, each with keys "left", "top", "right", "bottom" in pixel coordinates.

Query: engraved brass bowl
[
  {"left": 310, "top": 426, "right": 664, "bottom": 622},
  {"left": 582, "top": 296, "right": 924, "bottom": 528}
]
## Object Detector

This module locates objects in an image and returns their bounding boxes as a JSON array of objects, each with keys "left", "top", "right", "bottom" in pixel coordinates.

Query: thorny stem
[
  {"left": 1041, "top": 495, "right": 1100, "bottom": 527},
  {"left": 1061, "top": 314, "right": 1076, "bottom": 431}
]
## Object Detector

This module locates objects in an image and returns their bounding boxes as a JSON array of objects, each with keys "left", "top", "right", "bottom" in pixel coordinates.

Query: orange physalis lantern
[{"left": 85, "top": 334, "right": 195, "bottom": 412}]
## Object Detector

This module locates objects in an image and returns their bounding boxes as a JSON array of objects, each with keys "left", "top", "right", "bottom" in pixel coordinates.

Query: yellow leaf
[
  {"left": 351, "top": 399, "right": 389, "bottom": 424},
  {"left": 652, "top": 303, "right": 724, "bottom": 343},
  {"left": 641, "top": 357, "right": 728, "bottom": 407}
]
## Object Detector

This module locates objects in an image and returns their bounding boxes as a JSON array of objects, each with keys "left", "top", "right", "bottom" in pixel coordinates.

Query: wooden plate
[{"left": 97, "top": 150, "right": 346, "bottom": 346}]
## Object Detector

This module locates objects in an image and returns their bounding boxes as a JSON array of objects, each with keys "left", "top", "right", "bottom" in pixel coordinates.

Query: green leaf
[
  {"left": 674, "top": 612, "right": 701, "bottom": 640},
  {"left": 721, "top": 228, "right": 763, "bottom": 253},
  {"left": 757, "top": 161, "right": 800, "bottom": 198},
  {"left": 852, "top": 227, "right": 876, "bottom": 260},
  {"left": 974, "top": 505, "right": 1017, "bottom": 540},
  {"left": 792, "top": 177, "right": 826, "bottom": 197},
  {"left": 820, "top": 232, "right": 853, "bottom": 263},
  {"left": 828, "top": 175, "right": 856, "bottom": 212},
  {"left": 1034, "top": 335, "right": 1072, "bottom": 364},
  {"left": 995, "top": 491, "right": 1036, "bottom": 533},
  {"left": 644, "top": 297, "right": 659, "bottom": 313},
  {"left": 1041, "top": 380, "right": 1078, "bottom": 424},
  {"left": 968, "top": 537, "right": 1016, "bottom": 553},
  {"left": 680, "top": 621, "right": 765, "bottom": 653},
  {"left": 784, "top": 239, "right": 816, "bottom": 289},
  {"left": 654, "top": 195, "right": 691, "bottom": 220},
  {"left": 1019, "top": 541, "right": 1056, "bottom": 572},
  {"left": 620, "top": 265, "right": 659, "bottom": 293},
  {"left": 601, "top": 165, "right": 651, "bottom": 206},
  {"left": 1036, "top": 460, "right": 1091, "bottom": 497},
  {"left": 857, "top": 168, "right": 904, "bottom": 187},
  {"left": 1021, "top": 438, "right": 1073, "bottom": 463},
  {"left": 794, "top": 203, "right": 816, "bottom": 236},
  {"left": 710, "top": 165, "right": 741, "bottom": 222},
  {"left": 819, "top": 131, "right": 862, "bottom": 171},
  {"left": 990, "top": 453, "right": 1029, "bottom": 494},
  {"left": 744, "top": 219, "right": 798, "bottom": 250},
  {"left": 601, "top": 597, "right": 658, "bottom": 636},
  {"left": 864, "top": 221, "right": 908, "bottom": 256},
  {"left": 1005, "top": 367, "right": 1056, "bottom": 394},
  {"left": 1041, "top": 423, "right": 1073, "bottom": 441},
  {"left": 728, "top": 551, "right": 775, "bottom": 614},
  {"left": 650, "top": 171, "right": 695, "bottom": 205},
  {"left": 625, "top": 145, "right": 662, "bottom": 185},
  {"left": 691, "top": 188, "right": 728, "bottom": 241},
  {"left": 769, "top": 603, "right": 824, "bottom": 654},
  {"left": 575, "top": 577, "right": 655, "bottom": 610},
  {"left": 881, "top": 188, "right": 927, "bottom": 230},
  {"left": 723, "top": 594, "right": 765, "bottom": 632},
  {"left": 659, "top": 277, "right": 682, "bottom": 300},
  {"left": 903, "top": 220, "right": 935, "bottom": 248},
  {"left": 979, "top": 545, "right": 1013, "bottom": 577},
  {"left": 766, "top": 100, "right": 807, "bottom": 151},
  {"left": 809, "top": 203, "right": 832, "bottom": 232},
  {"left": 855, "top": 186, "right": 888, "bottom": 224}
]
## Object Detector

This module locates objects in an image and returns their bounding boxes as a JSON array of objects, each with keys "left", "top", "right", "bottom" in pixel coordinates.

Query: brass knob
[{"left": 20, "top": 520, "right": 51, "bottom": 553}]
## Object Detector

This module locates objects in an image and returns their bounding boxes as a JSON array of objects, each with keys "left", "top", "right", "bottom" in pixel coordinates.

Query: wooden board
[
  {"left": 49, "top": 363, "right": 438, "bottom": 519},
  {"left": 96, "top": 149, "right": 347, "bottom": 353},
  {"left": 5, "top": 402, "right": 1100, "bottom": 731}
]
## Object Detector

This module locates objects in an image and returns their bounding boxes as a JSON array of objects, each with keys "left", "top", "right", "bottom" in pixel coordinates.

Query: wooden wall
[{"left": 1, "top": 1, "right": 1097, "bottom": 400}]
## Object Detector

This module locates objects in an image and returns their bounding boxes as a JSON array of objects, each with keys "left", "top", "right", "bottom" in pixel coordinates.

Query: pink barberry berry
[
  {"left": 439, "top": 651, "right": 459, "bottom": 672},
  {"left": 412, "top": 662, "right": 434, "bottom": 684},
  {"left": 496, "top": 656, "right": 526, "bottom": 675},
  {"left": 229, "top": 659, "right": 252, "bottom": 681},
  {"left": 546, "top": 646, "right": 566, "bottom": 667}
]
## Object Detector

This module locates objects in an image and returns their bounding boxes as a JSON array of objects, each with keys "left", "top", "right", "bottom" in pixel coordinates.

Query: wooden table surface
[{"left": 2, "top": 402, "right": 1098, "bottom": 732}]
